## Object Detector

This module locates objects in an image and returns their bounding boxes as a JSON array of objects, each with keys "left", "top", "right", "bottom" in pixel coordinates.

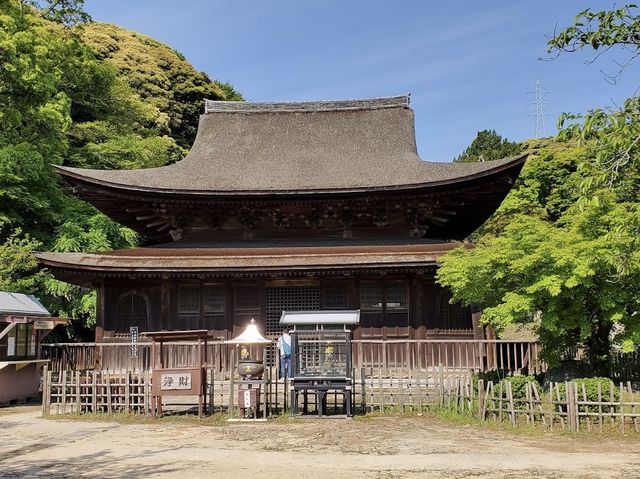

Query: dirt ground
[{"left": 1, "top": 407, "right": 639, "bottom": 478}]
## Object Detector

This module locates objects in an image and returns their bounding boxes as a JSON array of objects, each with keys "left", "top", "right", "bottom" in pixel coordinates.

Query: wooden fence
[
  {"left": 41, "top": 339, "right": 544, "bottom": 375},
  {"left": 42, "top": 364, "right": 467, "bottom": 416},
  {"left": 441, "top": 378, "right": 640, "bottom": 433}
]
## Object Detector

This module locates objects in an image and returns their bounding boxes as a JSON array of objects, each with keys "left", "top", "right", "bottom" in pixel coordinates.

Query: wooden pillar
[
  {"left": 471, "top": 311, "right": 485, "bottom": 340},
  {"left": 95, "top": 280, "right": 105, "bottom": 342},
  {"left": 349, "top": 276, "right": 360, "bottom": 339},
  {"left": 160, "top": 277, "right": 170, "bottom": 331}
]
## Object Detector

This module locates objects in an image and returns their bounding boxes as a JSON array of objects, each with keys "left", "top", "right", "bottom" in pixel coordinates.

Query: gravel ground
[{"left": 1, "top": 407, "right": 639, "bottom": 478}]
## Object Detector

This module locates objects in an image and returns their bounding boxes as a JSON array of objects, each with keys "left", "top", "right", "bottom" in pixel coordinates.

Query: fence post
[
  {"left": 438, "top": 363, "right": 444, "bottom": 407},
  {"left": 42, "top": 365, "right": 49, "bottom": 416},
  {"left": 507, "top": 381, "right": 515, "bottom": 426},
  {"left": 92, "top": 370, "right": 97, "bottom": 413},
  {"left": 75, "top": 370, "right": 81, "bottom": 415},
  {"left": 61, "top": 370, "right": 67, "bottom": 414},
  {"left": 566, "top": 382, "right": 576, "bottom": 432},
  {"left": 360, "top": 367, "right": 366, "bottom": 414},
  {"left": 478, "top": 379, "right": 485, "bottom": 421},
  {"left": 125, "top": 370, "right": 131, "bottom": 413}
]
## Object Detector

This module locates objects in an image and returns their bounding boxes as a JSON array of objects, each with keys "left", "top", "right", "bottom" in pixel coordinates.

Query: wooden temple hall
[{"left": 37, "top": 95, "right": 526, "bottom": 343}]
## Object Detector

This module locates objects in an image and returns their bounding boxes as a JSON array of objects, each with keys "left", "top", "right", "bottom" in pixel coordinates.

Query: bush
[
  {"left": 472, "top": 369, "right": 510, "bottom": 386},
  {"left": 555, "top": 377, "right": 618, "bottom": 412},
  {"left": 503, "top": 375, "right": 539, "bottom": 400}
]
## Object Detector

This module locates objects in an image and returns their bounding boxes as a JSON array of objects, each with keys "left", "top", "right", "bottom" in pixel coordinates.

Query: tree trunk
[{"left": 586, "top": 317, "right": 612, "bottom": 377}]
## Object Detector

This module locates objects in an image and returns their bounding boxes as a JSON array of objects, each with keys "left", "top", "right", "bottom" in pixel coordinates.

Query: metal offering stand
[
  {"left": 225, "top": 319, "right": 271, "bottom": 421},
  {"left": 280, "top": 310, "right": 359, "bottom": 417}
]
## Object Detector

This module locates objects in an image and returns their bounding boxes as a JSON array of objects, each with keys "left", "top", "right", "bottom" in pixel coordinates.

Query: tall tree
[
  {"left": 0, "top": 0, "right": 242, "bottom": 338},
  {"left": 454, "top": 129, "right": 521, "bottom": 163},
  {"left": 437, "top": 5, "right": 640, "bottom": 374}
]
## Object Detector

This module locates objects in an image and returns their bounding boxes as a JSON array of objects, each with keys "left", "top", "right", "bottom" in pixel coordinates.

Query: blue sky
[{"left": 85, "top": 1, "right": 638, "bottom": 162}]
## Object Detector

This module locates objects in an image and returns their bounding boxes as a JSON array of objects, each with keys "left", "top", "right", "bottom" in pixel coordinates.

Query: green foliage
[
  {"left": 0, "top": 230, "right": 49, "bottom": 293},
  {"left": 438, "top": 5, "right": 640, "bottom": 375},
  {"left": 555, "top": 378, "right": 618, "bottom": 412},
  {"left": 81, "top": 23, "right": 243, "bottom": 149},
  {"left": 472, "top": 369, "right": 511, "bottom": 386},
  {"left": 454, "top": 129, "right": 521, "bottom": 163},
  {"left": 0, "top": 0, "right": 240, "bottom": 337},
  {"left": 23, "top": 0, "right": 90, "bottom": 26},
  {"left": 547, "top": 4, "right": 640, "bottom": 81},
  {"left": 504, "top": 375, "right": 538, "bottom": 401}
]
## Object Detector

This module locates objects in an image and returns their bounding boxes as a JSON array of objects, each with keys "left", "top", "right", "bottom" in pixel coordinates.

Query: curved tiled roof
[{"left": 55, "top": 95, "right": 527, "bottom": 195}]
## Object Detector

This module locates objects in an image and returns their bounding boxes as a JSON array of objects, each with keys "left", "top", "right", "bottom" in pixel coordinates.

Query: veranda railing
[{"left": 40, "top": 339, "right": 544, "bottom": 374}]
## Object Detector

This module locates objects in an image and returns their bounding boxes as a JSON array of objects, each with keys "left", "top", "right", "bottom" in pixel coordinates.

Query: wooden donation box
[{"left": 144, "top": 330, "right": 210, "bottom": 418}]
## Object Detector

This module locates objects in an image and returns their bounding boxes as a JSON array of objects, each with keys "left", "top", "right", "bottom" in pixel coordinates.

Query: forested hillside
[{"left": 0, "top": 0, "right": 241, "bottom": 337}]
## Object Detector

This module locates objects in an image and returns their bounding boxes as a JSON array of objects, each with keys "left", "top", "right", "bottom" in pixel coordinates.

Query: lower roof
[
  {"left": 0, "top": 292, "right": 50, "bottom": 317},
  {"left": 36, "top": 241, "right": 469, "bottom": 285}
]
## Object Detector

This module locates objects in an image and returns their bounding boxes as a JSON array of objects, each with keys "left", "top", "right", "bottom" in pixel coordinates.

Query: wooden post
[
  {"left": 262, "top": 349, "right": 267, "bottom": 420},
  {"left": 507, "top": 381, "right": 515, "bottom": 426},
  {"left": 478, "top": 379, "right": 485, "bottom": 421},
  {"left": 360, "top": 367, "right": 366, "bottom": 414},
  {"left": 144, "top": 369, "right": 150, "bottom": 415},
  {"left": 378, "top": 365, "right": 383, "bottom": 412},
  {"left": 628, "top": 382, "right": 638, "bottom": 433},
  {"left": 228, "top": 349, "right": 235, "bottom": 418},
  {"left": 125, "top": 370, "right": 131, "bottom": 413},
  {"left": 597, "top": 381, "right": 603, "bottom": 432},
  {"left": 106, "top": 371, "right": 112, "bottom": 414},
  {"left": 581, "top": 383, "right": 590, "bottom": 431},
  {"left": 619, "top": 383, "right": 625, "bottom": 435},
  {"left": 61, "top": 370, "right": 67, "bottom": 414},
  {"left": 566, "top": 382, "right": 576, "bottom": 432},
  {"left": 91, "top": 370, "right": 97, "bottom": 413},
  {"left": 438, "top": 363, "right": 444, "bottom": 407},
  {"left": 42, "top": 365, "right": 50, "bottom": 416},
  {"left": 75, "top": 371, "right": 81, "bottom": 415}
]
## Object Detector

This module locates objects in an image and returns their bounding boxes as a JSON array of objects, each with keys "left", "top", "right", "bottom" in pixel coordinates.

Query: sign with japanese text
[
  {"left": 34, "top": 320, "right": 55, "bottom": 330},
  {"left": 160, "top": 372, "right": 192, "bottom": 390},
  {"left": 152, "top": 368, "right": 202, "bottom": 396},
  {"left": 130, "top": 326, "right": 138, "bottom": 358}
]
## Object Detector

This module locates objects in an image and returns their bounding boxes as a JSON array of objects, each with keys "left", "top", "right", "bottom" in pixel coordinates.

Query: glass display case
[{"left": 294, "top": 330, "right": 350, "bottom": 378}]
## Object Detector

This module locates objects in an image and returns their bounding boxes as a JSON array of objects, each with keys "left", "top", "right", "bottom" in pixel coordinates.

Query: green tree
[
  {"left": 437, "top": 5, "right": 640, "bottom": 375},
  {"left": 81, "top": 23, "right": 243, "bottom": 150},
  {"left": 454, "top": 129, "right": 521, "bottom": 163},
  {"left": 0, "top": 0, "right": 241, "bottom": 337}
]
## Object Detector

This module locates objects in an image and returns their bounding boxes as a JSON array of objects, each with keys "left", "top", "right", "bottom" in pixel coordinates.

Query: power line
[{"left": 528, "top": 80, "right": 548, "bottom": 139}]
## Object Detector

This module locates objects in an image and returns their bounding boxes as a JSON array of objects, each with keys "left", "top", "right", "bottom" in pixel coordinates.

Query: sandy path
[{"left": 1, "top": 408, "right": 639, "bottom": 478}]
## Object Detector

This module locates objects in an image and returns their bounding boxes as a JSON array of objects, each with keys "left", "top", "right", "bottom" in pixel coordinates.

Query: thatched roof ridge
[
  {"left": 55, "top": 96, "right": 527, "bottom": 195},
  {"left": 204, "top": 95, "right": 410, "bottom": 113}
]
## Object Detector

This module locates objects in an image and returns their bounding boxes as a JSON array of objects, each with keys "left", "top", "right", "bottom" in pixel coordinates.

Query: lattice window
[
  {"left": 265, "top": 286, "right": 320, "bottom": 336},
  {"left": 323, "top": 281, "right": 349, "bottom": 309},
  {"left": 202, "top": 285, "right": 225, "bottom": 313},
  {"left": 116, "top": 291, "right": 149, "bottom": 332},
  {"left": 360, "top": 282, "right": 383, "bottom": 310},
  {"left": 435, "top": 291, "right": 472, "bottom": 330},
  {"left": 178, "top": 286, "right": 200, "bottom": 313},
  {"left": 386, "top": 281, "right": 408, "bottom": 310}
]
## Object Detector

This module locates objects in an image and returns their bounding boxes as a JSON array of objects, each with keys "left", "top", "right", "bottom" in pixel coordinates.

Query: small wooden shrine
[{"left": 37, "top": 95, "right": 526, "bottom": 344}]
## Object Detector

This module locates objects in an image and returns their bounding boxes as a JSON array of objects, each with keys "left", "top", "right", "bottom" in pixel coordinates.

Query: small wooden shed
[{"left": 0, "top": 292, "right": 65, "bottom": 403}]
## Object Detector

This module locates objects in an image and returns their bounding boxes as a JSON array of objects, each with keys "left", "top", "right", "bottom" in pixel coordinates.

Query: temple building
[{"left": 37, "top": 95, "right": 526, "bottom": 342}]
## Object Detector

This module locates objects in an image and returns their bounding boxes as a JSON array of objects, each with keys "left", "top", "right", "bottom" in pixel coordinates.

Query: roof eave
[{"left": 53, "top": 153, "right": 528, "bottom": 199}]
